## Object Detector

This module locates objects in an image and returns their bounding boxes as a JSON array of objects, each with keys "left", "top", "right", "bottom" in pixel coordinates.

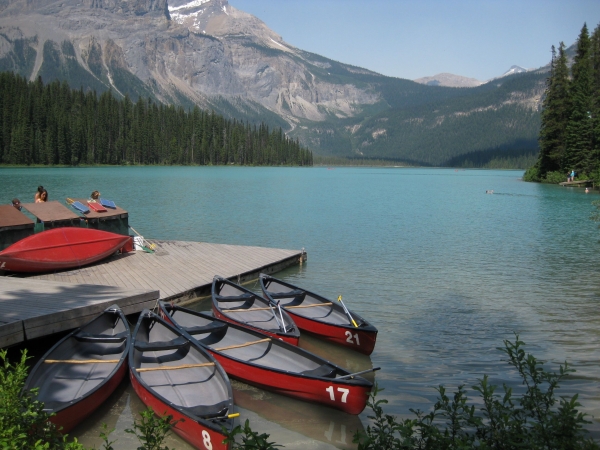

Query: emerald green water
[{"left": 2, "top": 166, "right": 600, "bottom": 448}]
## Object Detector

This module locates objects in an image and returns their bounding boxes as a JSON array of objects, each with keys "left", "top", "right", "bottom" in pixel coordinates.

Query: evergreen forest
[
  {"left": 525, "top": 22, "right": 600, "bottom": 183},
  {"left": 0, "top": 72, "right": 313, "bottom": 166}
]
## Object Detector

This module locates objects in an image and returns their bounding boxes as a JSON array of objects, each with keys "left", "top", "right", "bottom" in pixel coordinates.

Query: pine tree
[
  {"left": 590, "top": 23, "right": 600, "bottom": 174},
  {"left": 537, "top": 43, "right": 571, "bottom": 178},
  {"left": 563, "top": 23, "right": 594, "bottom": 174}
]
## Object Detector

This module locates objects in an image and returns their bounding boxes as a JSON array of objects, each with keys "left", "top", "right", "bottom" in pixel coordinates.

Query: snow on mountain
[
  {"left": 414, "top": 65, "right": 533, "bottom": 88},
  {"left": 500, "top": 65, "right": 530, "bottom": 77}
]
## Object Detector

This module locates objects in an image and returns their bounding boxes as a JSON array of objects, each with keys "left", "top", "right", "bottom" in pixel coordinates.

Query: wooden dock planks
[
  {"left": 0, "top": 240, "right": 303, "bottom": 348},
  {"left": 28, "top": 240, "right": 303, "bottom": 301},
  {"left": 0, "top": 277, "right": 158, "bottom": 348}
]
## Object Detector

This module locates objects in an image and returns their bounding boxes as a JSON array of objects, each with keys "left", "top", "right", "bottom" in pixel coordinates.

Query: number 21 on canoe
[{"left": 259, "top": 274, "right": 379, "bottom": 355}]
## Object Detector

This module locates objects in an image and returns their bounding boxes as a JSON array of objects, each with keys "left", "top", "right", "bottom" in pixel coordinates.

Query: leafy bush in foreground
[
  {"left": 3, "top": 337, "right": 598, "bottom": 449},
  {"left": 354, "top": 335, "right": 598, "bottom": 450},
  {"left": 0, "top": 349, "right": 85, "bottom": 449}
]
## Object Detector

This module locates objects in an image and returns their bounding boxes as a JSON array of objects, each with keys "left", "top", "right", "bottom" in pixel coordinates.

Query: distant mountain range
[
  {"left": 414, "top": 66, "right": 532, "bottom": 88},
  {"left": 0, "top": 0, "right": 555, "bottom": 166}
]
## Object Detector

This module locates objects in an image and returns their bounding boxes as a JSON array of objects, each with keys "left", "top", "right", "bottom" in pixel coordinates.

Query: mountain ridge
[
  {"left": 0, "top": 0, "right": 549, "bottom": 166},
  {"left": 414, "top": 65, "right": 532, "bottom": 88}
]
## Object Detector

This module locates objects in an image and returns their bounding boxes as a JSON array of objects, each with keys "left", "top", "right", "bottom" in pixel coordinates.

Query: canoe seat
[
  {"left": 74, "top": 330, "right": 128, "bottom": 343},
  {"left": 269, "top": 289, "right": 304, "bottom": 299},
  {"left": 300, "top": 363, "right": 338, "bottom": 378},
  {"left": 215, "top": 293, "right": 254, "bottom": 303},
  {"left": 134, "top": 336, "right": 189, "bottom": 352},
  {"left": 187, "top": 400, "right": 230, "bottom": 419},
  {"left": 183, "top": 322, "right": 228, "bottom": 335}
]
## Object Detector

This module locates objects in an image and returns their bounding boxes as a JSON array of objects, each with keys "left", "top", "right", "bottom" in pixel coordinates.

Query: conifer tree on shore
[
  {"left": 525, "top": 22, "right": 600, "bottom": 183},
  {"left": 536, "top": 43, "right": 570, "bottom": 178},
  {"left": 0, "top": 73, "right": 313, "bottom": 167}
]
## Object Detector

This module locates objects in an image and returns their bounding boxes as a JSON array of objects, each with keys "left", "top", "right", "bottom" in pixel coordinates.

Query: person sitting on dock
[
  {"left": 90, "top": 190, "right": 100, "bottom": 202},
  {"left": 34, "top": 185, "right": 44, "bottom": 202},
  {"left": 11, "top": 198, "right": 22, "bottom": 210},
  {"left": 36, "top": 189, "right": 48, "bottom": 203}
]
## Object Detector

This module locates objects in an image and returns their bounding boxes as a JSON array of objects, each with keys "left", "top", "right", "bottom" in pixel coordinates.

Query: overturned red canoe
[{"left": 0, "top": 228, "right": 132, "bottom": 273}]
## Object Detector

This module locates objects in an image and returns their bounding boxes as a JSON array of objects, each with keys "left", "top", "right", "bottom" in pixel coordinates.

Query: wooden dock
[
  {"left": 558, "top": 179, "right": 592, "bottom": 187},
  {"left": 0, "top": 278, "right": 158, "bottom": 348},
  {"left": 0, "top": 239, "right": 305, "bottom": 348},
  {"left": 28, "top": 240, "right": 305, "bottom": 300}
]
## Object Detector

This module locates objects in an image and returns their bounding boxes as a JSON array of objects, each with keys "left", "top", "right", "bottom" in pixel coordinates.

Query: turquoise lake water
[{"left": 2, "top": 166, "right": 600, "bottom": 448}]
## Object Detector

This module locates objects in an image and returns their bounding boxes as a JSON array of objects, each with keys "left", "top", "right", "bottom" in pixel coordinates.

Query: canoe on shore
[
  {"left": 212, "top": 275, "right": 300, "bottom": 345},
  {"left": 0, "top": 227, "right": 132, "bottom": 273},
  {"left": 130, "top": 310, "right": 236, "bottom": 450},
  {"left": 23, "top": 305, "right": 130, "bottom": 433},
  {"left": 259, "top": 274, "right": 378, "bottom": 355},
  {"left": 159, "top": 302, "right": 374, "bottom": 415}
]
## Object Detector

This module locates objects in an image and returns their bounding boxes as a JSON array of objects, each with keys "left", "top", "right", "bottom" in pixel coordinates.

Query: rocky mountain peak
[
  {"left": 413, "top": 73, "right": 483, "bottom": 88},
  {"left": 167, "top": 0, "right": 287, "bottom": 50},
  {"left": 0, "top": 0, "right": 168, "bottom": 17}
]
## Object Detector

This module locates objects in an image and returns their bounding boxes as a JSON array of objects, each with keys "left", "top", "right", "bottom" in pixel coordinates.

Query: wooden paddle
[
  {"left": 136, "top": 362, "right": 215, "bottom": 372},
  {"left": 222, "top": 302, "right": 333, "bottom": 313},
  {"left": 44, "top": 359, "right": 120, "bottom": 364},
  {"left": 214, "top": 338, "right": 270, "bottom": 352},
  {"left": 338, "top": 295, "right": 358, "bottom": 328},
  {"left": 129, "top": 226, "right": 156, "bottom": 251},
  {"left": 337, "top": 366, "right": 381, "bottom": 380}
]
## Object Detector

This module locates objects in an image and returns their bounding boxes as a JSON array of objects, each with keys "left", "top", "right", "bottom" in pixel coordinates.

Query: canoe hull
[
  {"left": 212, "top": 276, "right": 300, "bottom": 345},
  {"left": 208, "top": 350, "right": 370, "bottom": 415},
  {"left": 23, "top": 305, "right": 130, "bottom": 433},
  {"left": 51, "top": 360, "right": 127, "bottom": 433},
  {"left": 129, "top": 370, "right": 229, "bottom": 450},
  {"left": 286, "top": 313, "right": 377, "bottom": 355},
  {"left": 160, "top": 303, "right": 371, "bottom": 415},
  {"left": 260, "top": 275, "right": 378, "bottom": 355},
  {"left": 0, "top": 228, "right": 132, "bottom": 272},
  {"left": 130, "top": 310, "right": 234, "bottom": 450}
]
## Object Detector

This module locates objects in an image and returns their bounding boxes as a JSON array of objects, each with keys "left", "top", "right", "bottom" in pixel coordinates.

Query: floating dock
[{"left": 0, "top": 240, "right": 305, "bottom": 348}]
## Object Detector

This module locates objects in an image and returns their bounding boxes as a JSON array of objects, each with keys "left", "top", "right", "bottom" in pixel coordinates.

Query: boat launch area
[{"left": 0, "top": 201, "right": 306, "bottom": 348}]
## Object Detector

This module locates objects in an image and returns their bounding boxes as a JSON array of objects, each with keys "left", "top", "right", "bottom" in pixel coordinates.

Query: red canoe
[
  {"left": 212, "top": 276, "right": 300, "bottom": 345},
  {"left": 0, "top": 228, "right": 132, "bottom": 273},
  {"left": 23, "top": 305, "right": 130, "bottom": 433},
  {"left": 259, "top": 274, "right": 378, "bottom": 355},
  {"left": 159, "top": 302, "right": 375, "bottom": 415},
  {"left": 130, "top": 310, "right": 236, "bottom": 450}
]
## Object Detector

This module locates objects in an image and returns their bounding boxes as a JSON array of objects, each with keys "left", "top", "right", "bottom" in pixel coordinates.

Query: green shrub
[
  {"left": 0, "top": 349, "right": 86, "bottom": 450},
  {"left": 354, "top": 335, "right": 599, "bottom": 450},
  {"left": 522, "top": 165, "right": 540, "bottom": 182},
  {"left": 125, "top": 407, "right": 180, "bottom": 450},
  {"left": 543, "top": 170, "right": 568, "bottom": 184},
  {"left": 223, "top": 419, "right": 282, "bottom": 450}
]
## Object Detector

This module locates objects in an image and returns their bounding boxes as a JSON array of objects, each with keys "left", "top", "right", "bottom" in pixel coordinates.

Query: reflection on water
[
  {"left": 3, "top": 167, "right": 600, "bottom": 445},
  {"left": 233, "top": 381, "right": 363, "bottom": 449},
  {"left": 298, "top": 333, "right": 375, "bottom": 381},
  {"left": 71, "top": 382, "right": 195, "bottom": 450}
]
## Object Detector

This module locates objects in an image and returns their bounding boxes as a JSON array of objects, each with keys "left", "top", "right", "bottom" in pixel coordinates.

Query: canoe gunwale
[
  {"left": 22, "top": 305, "right": 131, "bottom": 431},
  {"left": 129, "top": 310, "right": 235, "bottom": 436},
  {"left": 159, "top": 302, "right": 372, "bottom": 414},
  {"left": 259, "top": 274, "right": 378, "bottom": 355},
  {"left": 211, "top": 275, "right": 300, "bottom": 344}
]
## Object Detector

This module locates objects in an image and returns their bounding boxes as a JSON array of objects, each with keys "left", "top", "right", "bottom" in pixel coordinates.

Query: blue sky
[{"left": 228, "top": 0, "right": 600, "bottom": 81}]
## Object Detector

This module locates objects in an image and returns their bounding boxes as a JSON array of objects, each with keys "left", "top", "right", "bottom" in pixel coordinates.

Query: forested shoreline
[
  {"left": 525, "top": 21, "right": 600, "bottom": 183},
  {"left": 0, "top": 72, "right": 313, "bottom": 167}
]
